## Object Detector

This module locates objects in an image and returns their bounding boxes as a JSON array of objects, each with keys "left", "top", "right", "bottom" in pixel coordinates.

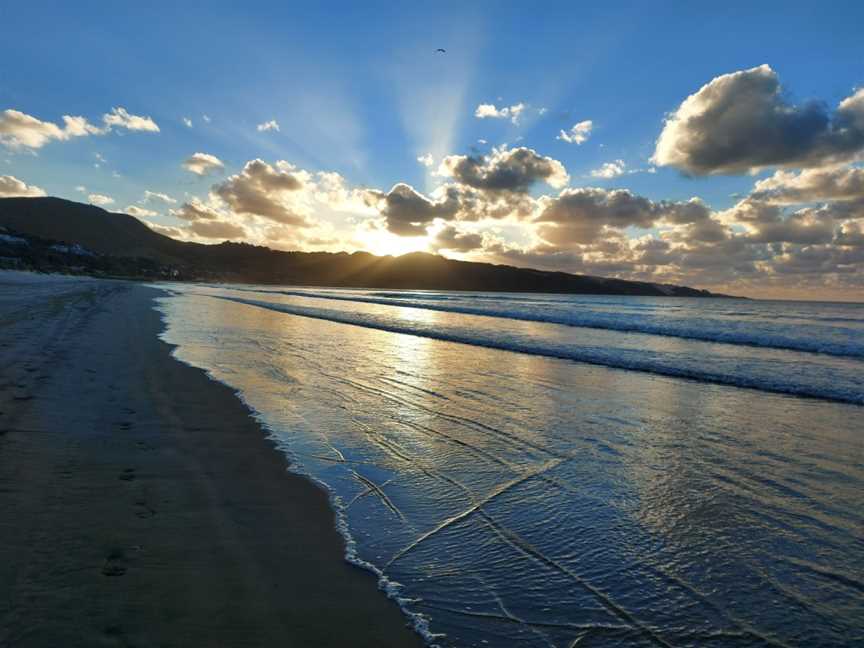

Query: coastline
[{"left": 0, "top": 276, "right": 424, "bottom": 647}]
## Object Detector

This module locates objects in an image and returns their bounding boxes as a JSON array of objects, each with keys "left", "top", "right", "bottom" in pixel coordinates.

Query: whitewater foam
[{"left": 207, "top": 294, "right": 864, "bottom": 405}]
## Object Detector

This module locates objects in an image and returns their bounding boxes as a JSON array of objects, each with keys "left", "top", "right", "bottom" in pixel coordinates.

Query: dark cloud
[
  {"left": 431, "top": 225, "right": 484, "bottom": 252},
  {"left": 534, "top": 187, "right": 712, "bottom": 246},
  {"left": 213, "top": 159, "right": 309, "bottom": 225},
  {"left": 187, "top": 219, "right": 247, "bottom": 239},
  {"left": 747, "top": 211, "right": 837, "bottom": 245},
  {"left": 440, "top": 146, "right": 568, "bottom": 193},
  {"left": 653, "top": 65, "right": 864, "bottom": 175},
  {"left": 171, "top": 200, "right": 221, "bottom": 221},
  {"left": 836, "top": 221, "right": 864, "bottom": 246},
  {"left": 365, "top": 183, "right": 459, "bottom": 236}
]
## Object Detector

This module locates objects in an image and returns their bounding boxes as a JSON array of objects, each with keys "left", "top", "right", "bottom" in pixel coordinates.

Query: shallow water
[{"left": 155, "top": 284, "right": 864, "bottom": 647}]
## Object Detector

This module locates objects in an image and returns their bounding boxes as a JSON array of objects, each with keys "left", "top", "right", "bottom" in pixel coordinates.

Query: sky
[{"left": 1, "top": 1, "right": 863, "bottom": 300}]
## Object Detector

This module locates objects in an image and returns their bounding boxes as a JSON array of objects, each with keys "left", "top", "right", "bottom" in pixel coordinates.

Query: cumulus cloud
[
  {"left": 125, "top": 205, "right": 158, "bottom": 218},
  {"left": 557, "top": 120, "right": 593, "bottom": 145},
  {"left": 359, "top": 146, "right": 572, "bottom": 236},
  {"left": 590, "top": 160, "right": 626, "bottom": 179},
  {"left": 720, "top": 193, "right": 860, "bottom": 246},
  {"left": 143, "top": 190, "right": 177, "bottom": 205},
  {"left": 170, "top": 198, "right": 223, "bottom": 221},
  {"left": 257, "top": 120, "right": 280, "bottom": 132},
  {"left": 183, "top": 117, "right": 193, "bottom": 128},
  {"left": 128, "top": 146, "right": 864, "bottom": 296},
  {"left": 364, "top": 183, "right": 460, "bottom": 236},
  {"left": 88, "top": 193, "right": 114, "bottom": 206},
  {"left": 475, "top": 102, "right": 527, "bottom": 125},
  {"left": 653, "top": 65, "right": 864, "bottom": 175},
  {"left": 747, "top": 208, "right": 837, "bottom": 245},
  {"left": 837, "top": 221, "right": 864, "bottom": 246},
  {"left": 0, "top": 174, "right": 46, "bottom": 197},
  {"left": 439, "top": 146, "right": 569, "bottom": 193},
  {"left": 0, "top": 107, "right": 159, "bottom": 150},
  {"left": 750, "top": 166, "right": 864, "bottom": 204},
  {"left": 212, "top": 159, "right": 310, "bottom": 225},
  {"left": 182, "top": 152, "right": 225, "bottom": 176},
  {"left": 0, "top": 110, "right": 100, "bottom": 149},
  {"left": 534, "top": 187, "right": 713, "bottom": 246}
]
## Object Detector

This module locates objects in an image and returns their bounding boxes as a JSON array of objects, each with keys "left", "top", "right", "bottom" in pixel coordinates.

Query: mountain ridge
[{"left": 0, "top": 197, "right": 736, "bottom": 297}]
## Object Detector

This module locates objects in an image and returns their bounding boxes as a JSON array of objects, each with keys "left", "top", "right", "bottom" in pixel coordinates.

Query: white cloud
[
  {"left": 125, "top": 205, "right": 158, "bottom": 218},
  {"left": 0, "top": 110, "right": 99, "bottom": 149},
  {"left": 257, "top": 120, "right": 280, "bottom": 132},
  {"left": 557, "top": 120, "right": 593, "bottom": 145},
  {"left": 417, "top": 153, "right": 434, "bottom": 167},
  {"left": 75, "top": 185, "right": 87, "bottom": 193},
  {"left": 102, "top": 107, "right": 160, "bottom": 132},
  {"left": 202, "top": 114, "right": 211, "bottom": 123},
  {"left": 182, "top": 152, "right": 225, "bottom": 176},
  {"left": 590, "top": 159, "right": 627, "bottom": 179},
  {"left": 0, "top": 175, "right": 46, "bottom": 197},
  {"left": 0, "top": 106, "right": 160, "bottom": 150},
  {"left": 143, "top": 190, "right": 177, "bottom": 204},
  {"left": 183, "top": 117, "right": 193, "bottom": 128},
  {"left": 474, "top": 102, "right": 527, "bottom": 125},
  {"left": 88, "top": 193, "right": 114, "bottom": 206},
  {"left": 750, "top": 166, "right": 864, "bottom": 204}
]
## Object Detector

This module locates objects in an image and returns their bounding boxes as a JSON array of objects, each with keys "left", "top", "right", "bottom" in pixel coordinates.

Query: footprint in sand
[
  {"left": 101, "top": 549, "right": 127, "bottom": 577},
  {"left": 134, "top": 499, "right": 156, "bottom": 519}
]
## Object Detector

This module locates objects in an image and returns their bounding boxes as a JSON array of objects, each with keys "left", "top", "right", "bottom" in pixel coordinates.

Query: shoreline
[{"left": 0, "top": 277, "right": 424, "bottom": 647}]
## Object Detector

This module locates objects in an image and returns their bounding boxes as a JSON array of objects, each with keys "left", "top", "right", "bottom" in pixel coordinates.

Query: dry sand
[{"left": 0, "top": 274, "right": 424, "bottom": 647}]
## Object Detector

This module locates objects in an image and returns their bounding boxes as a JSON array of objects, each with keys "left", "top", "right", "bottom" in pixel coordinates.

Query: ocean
[{"left": 154, "top": 283, "right": 864, "bottom": 647}]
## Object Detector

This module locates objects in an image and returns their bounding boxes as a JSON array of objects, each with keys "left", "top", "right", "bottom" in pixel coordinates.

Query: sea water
[{"left": 155, "top": 284, "right": 864, "bottom": 647}]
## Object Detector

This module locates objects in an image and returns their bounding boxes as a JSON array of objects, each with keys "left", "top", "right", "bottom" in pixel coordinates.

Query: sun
[{"left": 359, "top": 229, "right": 430, "bottom": 257}]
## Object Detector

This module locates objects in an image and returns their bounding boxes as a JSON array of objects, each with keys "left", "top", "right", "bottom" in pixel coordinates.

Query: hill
[{"left": 0, "top": 197, "right": 730, "bottom": 297}]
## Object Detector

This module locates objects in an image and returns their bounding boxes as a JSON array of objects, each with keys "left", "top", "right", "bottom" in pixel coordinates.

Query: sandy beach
[{"left": 0, "top": 273, "right": 423, "bottom": 648}]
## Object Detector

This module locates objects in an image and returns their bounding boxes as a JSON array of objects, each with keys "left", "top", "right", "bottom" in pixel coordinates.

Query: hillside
[{"left": 0, "top": 197, "right": 730, "bottom": 297}]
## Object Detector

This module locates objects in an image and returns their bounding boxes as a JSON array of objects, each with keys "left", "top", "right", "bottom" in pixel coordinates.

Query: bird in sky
[{"left": 436, "top": 48, "right": 446, "bottom": 53}]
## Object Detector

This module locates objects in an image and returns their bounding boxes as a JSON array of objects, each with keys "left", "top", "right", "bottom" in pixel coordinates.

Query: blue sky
[{"left": 2, "top": 2, "right": 864, "bottom": 298}]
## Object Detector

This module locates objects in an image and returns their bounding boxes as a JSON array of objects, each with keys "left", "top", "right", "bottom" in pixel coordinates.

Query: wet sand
[{"left": 0, "top": 274, "right": 424, "bottom": 647}]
